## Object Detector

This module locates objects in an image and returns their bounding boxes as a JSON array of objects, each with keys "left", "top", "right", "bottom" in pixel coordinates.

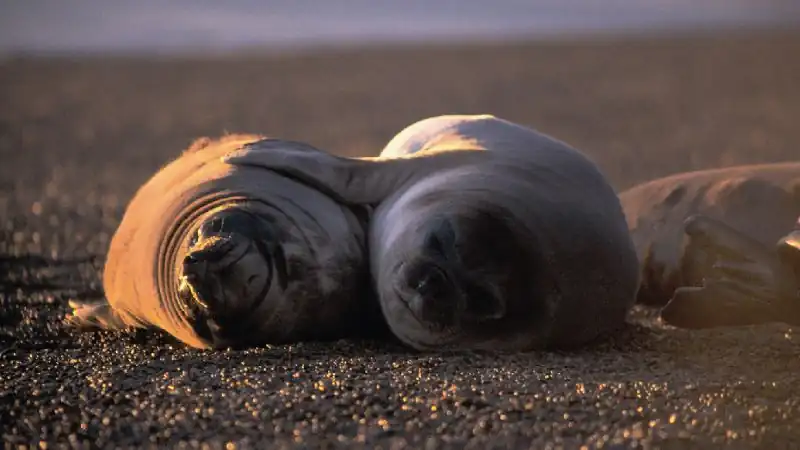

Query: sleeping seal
[
  {"left": 223, "top": 114, "right": 640, "bottom": 351},
  {"left": 66, "top": 134, "right": 376, "bottom": 349},
  {"left": 619, "top": 162, "right": 800, "bottom": 306}
]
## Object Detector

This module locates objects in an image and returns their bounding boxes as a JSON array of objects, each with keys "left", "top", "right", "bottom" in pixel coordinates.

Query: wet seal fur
[
  {"left": 223, "top": 115, "right": 640, "bottom": 351},
  {"left": 66, "top": 134, "right": 377, "bottom": 349},
  {"left": 619, "top": 162, "right": 800, "bottom": 306}
]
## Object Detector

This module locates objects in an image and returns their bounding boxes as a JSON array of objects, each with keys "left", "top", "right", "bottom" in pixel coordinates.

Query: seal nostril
[
  {"left": 405, "top": 265, "right": 461, "bottom": 326},
  {"left": 416, "top": 267, "right": 448, "bottom": 299},
  {"left": 182, "top": 254, "right": 210, "bottom": 282}
]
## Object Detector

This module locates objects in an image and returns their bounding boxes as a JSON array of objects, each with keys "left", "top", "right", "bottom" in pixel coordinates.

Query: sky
[{"left": 1, "top": 0, "right": 799, "bottom": 55}]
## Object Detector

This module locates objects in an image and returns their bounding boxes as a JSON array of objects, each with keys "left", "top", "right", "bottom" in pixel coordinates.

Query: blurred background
[
  {"left": 1, "top": 0, "right": 799, "bottom": 257},
  {"left": 2, "top": 0, "right": 800, "bottom": 55}
]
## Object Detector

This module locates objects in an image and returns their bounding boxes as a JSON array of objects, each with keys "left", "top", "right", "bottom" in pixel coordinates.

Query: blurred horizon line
[{"left": 2, "top": 0, "right": 800, "bottom": 58}]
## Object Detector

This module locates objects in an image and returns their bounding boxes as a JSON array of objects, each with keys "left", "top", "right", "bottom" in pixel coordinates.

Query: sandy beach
[{"left": 2, "top": 30, "right": 800, "bottom": 448}]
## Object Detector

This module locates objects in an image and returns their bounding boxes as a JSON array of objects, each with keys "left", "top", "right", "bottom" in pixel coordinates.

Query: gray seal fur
[
  {"left": 619, "top": 162, "right": 800, "bottom": 306},
  {"left": 224, "top": 114, "right": 640, "bottom": 351},
  {"left": 67, "top": 134, "right": 374, "bottom": 349}
]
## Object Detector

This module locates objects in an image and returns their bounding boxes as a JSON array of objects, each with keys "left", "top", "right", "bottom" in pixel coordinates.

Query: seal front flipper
[
  {"left": 221, "top": 140, "right": 488, "bottom": 205},
  {"left": 661, "top": 281, "right": 778, "bottom": 329},
  {"left": 683, "top": 215, "right": 789, "bottom": 293},
  {"left": 659, "top": 215, "right": 800, "bottom": 328},
  {"left": 65, "top": 299, "right": 135, "bottom": 331}
]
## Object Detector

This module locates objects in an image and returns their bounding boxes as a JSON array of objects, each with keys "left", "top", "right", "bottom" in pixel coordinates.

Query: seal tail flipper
[
  {"left": 221, "top": 139, "right": 488, "bottom": 206},
  {"left": 65, "top": 299, "right": 137, "bottom": 331}
]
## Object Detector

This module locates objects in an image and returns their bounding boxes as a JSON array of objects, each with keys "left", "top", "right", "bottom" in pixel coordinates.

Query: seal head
[
  {"left": 395, "top": 217, "right": 505, "bottom": 326},
  {"left": 381, "top": 206, "right": 538, "bottom": 350},
  {"left": 177, "top": 208, "right": 287, "bottom": 345}
]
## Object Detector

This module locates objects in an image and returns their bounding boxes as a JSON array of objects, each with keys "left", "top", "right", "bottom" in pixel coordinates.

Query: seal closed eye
[{"left": 223, "top": 115, "right": 641, "bottom": 351}]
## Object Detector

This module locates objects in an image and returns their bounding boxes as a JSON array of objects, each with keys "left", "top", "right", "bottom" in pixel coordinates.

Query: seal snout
[
  {"left": 183, "top": 253, "right": 208, "bottom": 279},
  {"left": 410, "top": 265, "right": 461, "bottom": 326},
  {"left": 180, "top": 245, "right": 222, "bottom": 311},
  {"left": 179, "top": 230, "right": 268, "bottom": 315},
  {"left": 415, "top": 265, "right": 450, "bottom": 300},
  {"left": 397, "top": 261, "right": 462, "bottom": 327}
]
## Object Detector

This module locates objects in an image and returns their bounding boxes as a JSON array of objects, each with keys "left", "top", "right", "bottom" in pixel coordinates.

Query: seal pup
[
  {"left": 223, "top": 114, "right": 641, "bottom": 351},
  {"left": 619, "top": 162, "right": 800, "bottom": 306},
  {"left": 66, "top": 134, "right": 378, "bottom": 349},
  {"left": 659, "top": 214, "right": 800, "bottom": 328}
]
